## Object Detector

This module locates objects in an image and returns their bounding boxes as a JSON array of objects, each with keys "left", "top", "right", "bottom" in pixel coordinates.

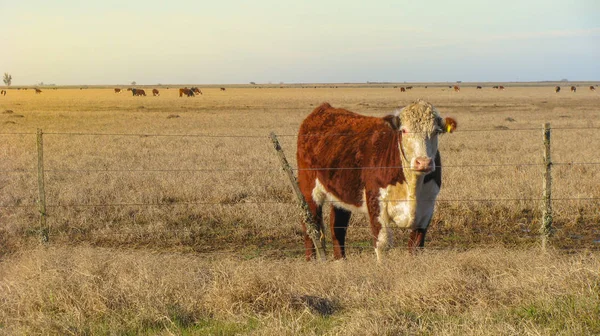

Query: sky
[{"left": 1, "top": 0, "right": 599, "bottom": 85}]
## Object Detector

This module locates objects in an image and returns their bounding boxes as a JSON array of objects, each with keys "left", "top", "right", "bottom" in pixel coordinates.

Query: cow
[
  {"left": 591, "top": 86, "right": 596, "bottom": 91},
  {"left": 498, "top": 85, "right": 505, "bottom": 90},
  {"left": 127, "top": 88, "right": 145, "bottom": 96},
  {"left": 571, "top": 86, "right": 576, "bottom": 93},
  {"left": 492, "top": 85, "right": 499, "bottom": 89},
  {"left": 191, "top": 87, "right": 202, "bottom": 95},
  {"left": 400, "top": 87, "right": 406, "bottom": 92},
  {"left": 152, "top": 88, "right": 160, "bottom": 96},
  {"left": 220, "top": 87, "right": 226, "bottom": 91},
  {"left": 406, "top": 86, "right": 413, "bottom": 90},
  {"left": 555, "top": 86, "right": 561, "bottom": 93},
  {"left": 297, "top": 100, "right": 457, "bottom": 261},
  {"left": 476, "top": 86, "right": 482, "bottom": 89},
  {"left": 35, "top": 88, "right": 42, "bottom": 94},
  {"left": 0, "top": 90, "right": 5, "bottom": 96},
  {"left": 114, "top": 88, "right": 121, "bottom": 93},
  {"left": 453, "top": 85, "right": 460, "bottom": 92}
]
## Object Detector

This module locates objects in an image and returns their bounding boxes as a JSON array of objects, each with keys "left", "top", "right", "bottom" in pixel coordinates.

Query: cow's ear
[
  {"left": 383, "top": 115, "right": 401, "bottom": 130},
  {"left": 443, "top": 117, "right": 457, "bottom": 133}
]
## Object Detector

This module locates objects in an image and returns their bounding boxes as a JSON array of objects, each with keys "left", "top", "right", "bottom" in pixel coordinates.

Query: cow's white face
[{"left": 396, "top": 101, "right": 446, "bottom": 174}]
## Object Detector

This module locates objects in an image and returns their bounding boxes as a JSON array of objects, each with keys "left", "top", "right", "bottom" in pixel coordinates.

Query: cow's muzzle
[{"left": 412, "top": 157, "right": 433, "bottom": 173}]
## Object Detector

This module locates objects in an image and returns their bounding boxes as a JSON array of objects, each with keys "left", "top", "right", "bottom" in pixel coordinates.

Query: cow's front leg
[
  {"left": 366, "top": 195, "right": 393, "bottom": 263},
  {"left": 408, "top": 228, "right": 427, "bottom": 254}
]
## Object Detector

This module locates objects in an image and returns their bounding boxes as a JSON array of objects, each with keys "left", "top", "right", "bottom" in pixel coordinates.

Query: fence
[{"left": 1, "top": 125, "right": 599, "bottom": 255}]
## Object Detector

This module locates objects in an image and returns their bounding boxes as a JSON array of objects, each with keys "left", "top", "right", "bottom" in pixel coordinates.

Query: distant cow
[
  {"left": 571, "top": 86, "right": 576, "bottom": 93},
  {"left": 297, "top": 100, "right": 457, "bottom": 261},
  {"left": 591, "top": 86, "right": 596, "bottom": 91},
  {"left": 400, "top": 87, "right": 406, "bottom": 92},
  {"left": 114, "top": 88, "right": 121, "bottom": 93},
  {"left": 179, "top": 87, "right": 202, "bottom": 97},
  {"left": 0, "top": 90, "right": 5, "bottom": 96},
  {"left": 406, "top": 86, "right": 413, "bottom": 90},
  {"left": 127, "top": 88, "right": 145, "bottom": 96},
  {"left": 453, "top": 85, "right": 460, "bottom": 92},
  {"left": 220, "top": 87, "right": 226, "bottom": 91},
  {"left": 492, "top": 85, "right": 499, "bottom": 89},
  {"left": 498, "top": 86, "right": 505, "bottom": 90},
  {"left": 476, "top": 86, "right": 482, "bottom": 89},
  {"left": 35, "top": 88, "right": 42, "bottom": 94},
  {"left": 555, "top": 86, "right": 561, "bottom": 93},
  {"left": 152, "top": 89, "right": 160, "bottom": 96}
]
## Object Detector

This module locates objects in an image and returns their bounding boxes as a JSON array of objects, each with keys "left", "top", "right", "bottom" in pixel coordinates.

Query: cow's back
[{"left": 297, "top": 103, "right": 403, "bottom": 206}]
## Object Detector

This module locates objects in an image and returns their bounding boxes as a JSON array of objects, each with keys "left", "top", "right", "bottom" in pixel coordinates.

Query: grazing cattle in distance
[
  {"left": 0, "top": 90, "right": 5, "bottom": 96},
  {"left": 127, "top": 88, "right": 146, "bottom": 96},
  {"left": 406, "top": 86, "right": 413, "bottom": 90},
  {"left": 297, "top": 100, "right": 457, "bottom": 261},
  {"left": 35, "top": 88, "right": 42, "bottom": 94},
  {"left": 179, "top": 88, "right": 195, "bottom": 97},
  {"left": 114, "top": 88, "right": 121, "bottom": 93},
  {"left": 555, "top": 86, "right": 561, "bottom": 93},
  {"left": 400, "top": 87, "right": 406, "bottom": 92},
  {"left": 179, "top": 87, "right": 202, "bottom": 97},
  {"left": 591, "top": 86, "right": 596, "bottom": 91},
  {"left": 220, "top": 87, "right": 226, "bottom": 91},
  {"left": 476, "top": 86, "right": 482, "bottom": 89},
  {"left": 453, "top": 85, "right": 460, "bottom": 92},
  {"left": 152, "top": 89, "right": 160, "bottom": 96},
  {"left": 571, "top": 86, "right": 576, "bottom": 93}
]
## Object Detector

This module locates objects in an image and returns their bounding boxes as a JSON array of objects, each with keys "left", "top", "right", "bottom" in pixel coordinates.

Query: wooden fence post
[
  {"left": 269, "top": 132, "right": 326, "bottom": 261},
  {"left": 540, "top": 123, "right": 552, "bottom": 251},
  {"left": 37, "top": 129, "right": 49, "bottom": 242}
]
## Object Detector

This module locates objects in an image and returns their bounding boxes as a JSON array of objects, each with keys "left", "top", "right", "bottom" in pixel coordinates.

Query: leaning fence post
[
  {"left": 269, "top": 132, "right": 326, "bottom": 261},
  {"left": 37, "top": 129, "right": 49, "bottom": 243},
  {"left": 540, "top": 123, "right": 552, "bottom": 251}
]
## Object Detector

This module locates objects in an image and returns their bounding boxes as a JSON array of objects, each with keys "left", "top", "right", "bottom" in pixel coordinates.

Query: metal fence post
[
  {"left": 37, "top": 129, "right": 49, "bottom": 242},
  {"left": 540, "top": 123, "right": 552, "bottom": 251},
  {"left": 269, "top": 132, "right": 326, "bottom": 261}
]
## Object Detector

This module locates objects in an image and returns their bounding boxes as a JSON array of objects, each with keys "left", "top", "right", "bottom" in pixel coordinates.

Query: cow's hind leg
[
  {"left": 330, "top": 207, "right": 351, "bottom": 259},
  {"left": 302, "top": 200, "right": 323, "bottom": 261}
]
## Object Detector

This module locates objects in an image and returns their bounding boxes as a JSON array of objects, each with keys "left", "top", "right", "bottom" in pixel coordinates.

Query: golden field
[{"left": 1, "top": 84, "right": 599, "bottom": 334}]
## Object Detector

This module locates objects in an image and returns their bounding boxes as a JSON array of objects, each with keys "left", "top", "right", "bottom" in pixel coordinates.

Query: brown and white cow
[
  {"left": 297, "top": 100, "right": 457, "bottom": 261},
  {"left": 555, "top": 86, "right": 561, "bottom": 93},
  {"left": 571, "top": 86, "right": 576, "bottom": 93},
  {"left": 453, "top": 85, "right": 460, "bottom": 92},
  {"left": 590, "top": 86, "right": 596, "bottom": 91},
  {"left": 152, "top": 88, "right": 160, "bottom": 96},
  {"left": 114, "top": 88, "right": 122, "bottom": 93}
]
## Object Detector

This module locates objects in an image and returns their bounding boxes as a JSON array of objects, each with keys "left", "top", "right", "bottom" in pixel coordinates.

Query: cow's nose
[{"left": 414, "top": 157, "right": 432, "bottom": 172}]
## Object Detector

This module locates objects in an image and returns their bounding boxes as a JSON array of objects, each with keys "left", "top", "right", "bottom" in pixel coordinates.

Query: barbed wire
[
  {"left": 1, "top": 161, "right": 599, "bottom": 174},
  {"left": 1, "top": 125, "right": 599, "bottom": 138},
  {"left": 2, "top": 197, "right": 598, "bottom": 209}
]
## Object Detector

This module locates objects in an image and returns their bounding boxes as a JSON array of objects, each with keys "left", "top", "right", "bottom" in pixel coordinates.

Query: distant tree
[
  {"left": 250, "top": 82, "right": 256, "bottom": 85},
  {"left": 131, "top": 81, "right": 136, "bottom": 85},
  {"left": 3, "top": 73, "right": 12, "bottom": 86}
]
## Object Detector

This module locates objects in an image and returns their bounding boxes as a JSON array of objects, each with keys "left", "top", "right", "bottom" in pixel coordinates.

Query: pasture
[{"left": 1, "top": 84, "right": 599, "bottom": 334}]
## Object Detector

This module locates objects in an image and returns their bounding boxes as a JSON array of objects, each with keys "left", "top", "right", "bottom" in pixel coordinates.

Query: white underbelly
[
  {"left": 312, "top": 178, "right": 368, "bottom": 213},
  {"left": 381, "top": 180, "right": 440, "bottom": 229}
]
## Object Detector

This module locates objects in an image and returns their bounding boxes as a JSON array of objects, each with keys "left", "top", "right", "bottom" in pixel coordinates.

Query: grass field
[{"left": 1, "top": 84, "right": 599, "bottom": 334}]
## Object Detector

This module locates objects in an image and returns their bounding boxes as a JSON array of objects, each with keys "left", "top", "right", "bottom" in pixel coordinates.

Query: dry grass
[
  {"left": 1, "top": 84, "right": 599, "bottom": 334},
  {"left": 0, "top": 246, "right": 598, "bottom": 335}
]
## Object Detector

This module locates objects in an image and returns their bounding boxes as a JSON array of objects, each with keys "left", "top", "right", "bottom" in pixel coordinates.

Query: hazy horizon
[{"left": 2, "top": 0, "right": 599, "bottom": 86}]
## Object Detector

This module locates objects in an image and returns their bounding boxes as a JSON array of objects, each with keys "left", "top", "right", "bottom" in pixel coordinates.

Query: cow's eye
[{"left": 401, "top": 128, "right": 408, "bottom": 134}]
